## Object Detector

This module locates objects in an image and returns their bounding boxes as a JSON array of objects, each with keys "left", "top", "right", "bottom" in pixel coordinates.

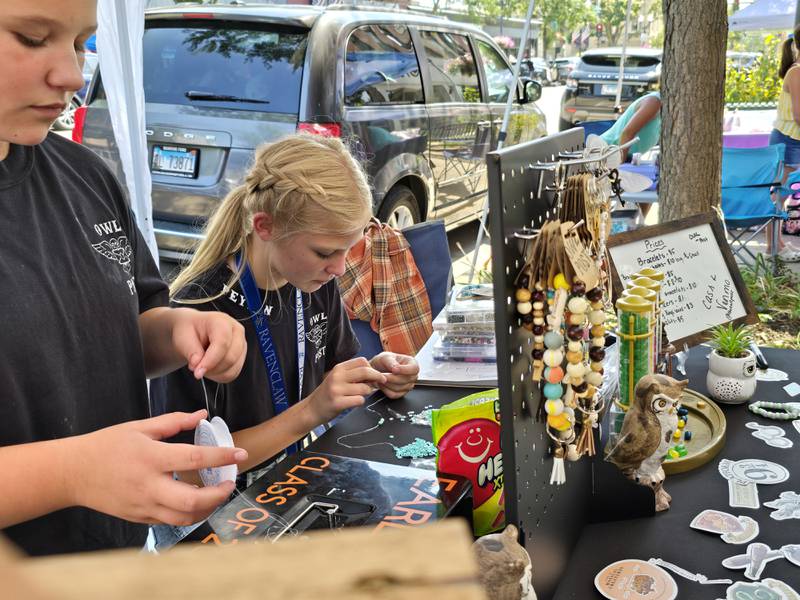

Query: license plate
[
  {"left": 601, "top": 83, "right": 620, "bottom": 96},
  {"left": 151, "top": 145, "right": 199, "bottom": 178}
]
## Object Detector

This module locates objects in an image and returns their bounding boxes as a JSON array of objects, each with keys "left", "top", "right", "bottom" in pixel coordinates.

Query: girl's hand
[
  {"left": 171, "top": 309, "right": 246, "bottom": 382},
  {"left": 305, "top": 358, "right": 386, "bottom": 425},
  {"left": 369, "top": 352, "right": 419, "bottom": 399},
  {"left": 67, "top": 410, "right": 248, "bottom": 526}
]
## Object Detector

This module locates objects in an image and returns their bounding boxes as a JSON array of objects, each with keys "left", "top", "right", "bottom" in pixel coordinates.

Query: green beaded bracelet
[{"left": 748, "top": 401, "right": 800, "bottom": 420}]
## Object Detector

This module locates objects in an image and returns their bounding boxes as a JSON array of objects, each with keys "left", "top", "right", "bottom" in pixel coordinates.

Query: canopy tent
[
  {"left": 729, "top": 0, "right": 795, "bottom": 32},
  {"left": 96, "top": 0, "right": 158, "bottom": 263}
]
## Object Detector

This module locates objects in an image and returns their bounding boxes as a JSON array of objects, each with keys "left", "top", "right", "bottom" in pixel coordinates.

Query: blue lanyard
[{"left": 236, "top": 255, "right": 305, "bottom": 454}]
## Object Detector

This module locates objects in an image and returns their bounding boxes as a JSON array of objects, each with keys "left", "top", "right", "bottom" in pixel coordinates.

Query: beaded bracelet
[{"left": 748, "top": 401, "right": 800, "bottom": 421}]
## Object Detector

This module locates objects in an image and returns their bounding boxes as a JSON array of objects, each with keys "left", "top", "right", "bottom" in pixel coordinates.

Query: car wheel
[
  {"left": 378, "top": 185, "right": 421, "bottom": 230},
  {"left": 52, "top": 98, "right": 80, "bottom": 131},
  {"left": 558, "top": 117, "right": 574, "bottom": 132}
]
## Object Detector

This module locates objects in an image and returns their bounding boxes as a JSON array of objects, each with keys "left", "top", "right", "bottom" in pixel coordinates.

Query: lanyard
[{"left": 237, "top": 255, "right": 305, "bottom": 454}]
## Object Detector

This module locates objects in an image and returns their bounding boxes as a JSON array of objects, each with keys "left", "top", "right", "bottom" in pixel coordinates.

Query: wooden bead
[
  {"left": 592, "top": 336, "right": 605, "bottom": 347},
  {"left": 588, "top": 310, "right": 605, "bottom": 325},
  {"left": 567, "top": 340, "right": 583, "bottom": 353},
  {"left": 567, "top": 325, "right": 584, "bottom": 341},
  {"left": 533, "top": 335, "right": 544, "bottom": 343},
  {"left": 586, "top": 287, "right": 603, "bottom": 302},
  {"left": 572, "top": 381, "right": 588, "bottom": 394},
  {"left": 543, "top": 349, "right": 564, "bottom": 367},
  {"left": 532, "top": 301, "right": 545, "bottom": 310},
  {"left": 545, "top": 366, "right": 564, "bottom": 383},
  {"left": 589, "top": 346, "right": 606, "bottom": 362},
  {"left": 532, "top": 348, "right": 544, "bottom": 360},
  {"left": 590, "top": 361, "right": 604, "bottom": 372},
  {"left": 517, "top": 301, "right": 532, "bottom": 315},
  {"left": 567, "top": 296, "right": 589, "bottom": 314},
  {"left": 531, "top": 324, "right": 545, "bottom": 335},
  {"left": 590, "top": 301, "right": 604, "bottom": 311},
  {"left": 566, "top": 350, "right": 583, "bottom": 364},
  {"left": 571, "top": 280, "right": 586, "bottom": 295},
  {"left": 590, "top": 325, "right": 605, "bottom": 337},
  {"left": 519, "top": 274, "right": 530, "bottom": 289},
  {"left": 515, "top": 288, "right": 532, "bottom": 302},
  {"left": 566, "top": 361, "right": 586, "bottom": 378},
  {"left": 532, "top": 289, "right": 545, "bottom": 302},
  {"left": 568, "top": 314, "right": 584, "bottom": 326},
  {"left": 522, "top": 313, "right": 533, "bottom": 324},
  {"left": 522, "top": 322, "right": 533, "bottom": 331},
  {"left": 533, "top": 317, "right": 545, "bottom": 325}
]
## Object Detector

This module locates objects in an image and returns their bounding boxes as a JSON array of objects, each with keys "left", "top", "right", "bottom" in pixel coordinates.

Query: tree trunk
[{"left": 659, "top": 0, "right": 727, "bottom": 222}]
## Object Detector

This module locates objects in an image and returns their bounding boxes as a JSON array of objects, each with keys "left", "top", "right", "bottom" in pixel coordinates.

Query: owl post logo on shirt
[{"left": 90, "top": 219, "right": 135, "bottom": 295}]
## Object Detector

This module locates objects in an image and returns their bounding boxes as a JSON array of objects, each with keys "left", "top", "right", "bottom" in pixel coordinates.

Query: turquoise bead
[
  {"left": 544, "top": 331, "right": 563, "bottom": 349},
  {"left": 543, "top": 382, "right": 563, "bottom": 399}
]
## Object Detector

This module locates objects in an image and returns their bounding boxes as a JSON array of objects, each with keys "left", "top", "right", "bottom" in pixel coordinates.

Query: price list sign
[{"left": 607, "top": 212, "right": 757, "bottom": 348}]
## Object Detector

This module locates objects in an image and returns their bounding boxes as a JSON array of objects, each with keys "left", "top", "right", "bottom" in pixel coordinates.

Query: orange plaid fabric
[{"left": 340, "top": 219, "right": 433, "bottom": 355}]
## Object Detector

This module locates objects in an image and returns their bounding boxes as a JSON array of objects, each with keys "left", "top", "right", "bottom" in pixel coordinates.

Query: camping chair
[
  {"left": 579, "top": 119, "right": 615, "bottom": 138},
  {"left": 720, "top": 144, "right": 788, "bottom": 272},
  {"left": 349, "top": 219, "right": 452, "bottom": 359}
]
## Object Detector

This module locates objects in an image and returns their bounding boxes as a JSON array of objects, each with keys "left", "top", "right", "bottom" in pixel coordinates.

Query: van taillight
[
  {"left": 71, "top": 106, "right": 88, "bottom": 144},
  {"left": 297, "top": 122, "right": 341, "bottom": 137}
]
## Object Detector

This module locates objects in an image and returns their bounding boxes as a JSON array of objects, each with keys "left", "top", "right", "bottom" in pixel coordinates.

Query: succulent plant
[{"left": 709, "top": 323, "right": 753, "bottom": 359}]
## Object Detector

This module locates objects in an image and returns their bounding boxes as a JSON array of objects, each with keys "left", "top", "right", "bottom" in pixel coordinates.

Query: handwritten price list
[{"left": 609, "top": 223, "right": 746, "bottom": 344}]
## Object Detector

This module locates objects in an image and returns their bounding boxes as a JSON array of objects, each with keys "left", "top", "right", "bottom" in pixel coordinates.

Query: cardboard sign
[{"left": 607, "top": 212, "right": 758, "bottom": 348}]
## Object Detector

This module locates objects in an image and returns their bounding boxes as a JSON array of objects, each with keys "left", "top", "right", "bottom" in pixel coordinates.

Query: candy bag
[{"left": 431, "top": 389, "right": 504, "bottom": 536}]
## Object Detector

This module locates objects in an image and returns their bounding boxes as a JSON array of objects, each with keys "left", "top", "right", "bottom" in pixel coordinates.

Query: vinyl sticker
[
  {"left": 764, "top": 491, "right": 800, "bottom": 521},
  {"left": 595, "top": 559, "right": 678, "bottom": 600},
  {"left": 745, "top": 422, "right": 793, "bottom": 449}
]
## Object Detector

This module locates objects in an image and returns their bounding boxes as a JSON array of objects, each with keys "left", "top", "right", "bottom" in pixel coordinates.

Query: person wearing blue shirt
[{"left": 601, "top": 92, "right": 661, "bottom": 162}]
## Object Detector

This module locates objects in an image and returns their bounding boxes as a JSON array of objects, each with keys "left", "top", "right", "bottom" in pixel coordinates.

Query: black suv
[
  {"left": 559, "top": 47, "right": 661, "bottom": 130},
  {"left": 77, "top": 5, "right": 546, "bottom": 261}
]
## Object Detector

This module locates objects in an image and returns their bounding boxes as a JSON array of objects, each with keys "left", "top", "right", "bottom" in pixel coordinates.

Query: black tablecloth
[
  {"left": 554, "top": 347, "right": 800, "bottom": 599},
  {"left": 310, "top": 385, "right": 487, "bottom": 465}
]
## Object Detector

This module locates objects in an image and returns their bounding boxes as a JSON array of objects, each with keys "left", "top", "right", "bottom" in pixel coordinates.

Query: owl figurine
[
  {"left": 605, "top": 374, "right": 687, "bottom": 511},
  {"left": 473, "top": 525, "right": 537, "bottom": 600}
]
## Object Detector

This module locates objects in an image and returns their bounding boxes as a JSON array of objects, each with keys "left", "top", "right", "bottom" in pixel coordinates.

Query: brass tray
[{"left": 663, "top": 388, "right": 726, "bottom": 475}]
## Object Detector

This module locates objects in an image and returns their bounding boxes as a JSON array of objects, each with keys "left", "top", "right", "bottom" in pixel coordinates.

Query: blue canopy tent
[{"left": 729, "top": 0, "right": 794, "bottom": 31}]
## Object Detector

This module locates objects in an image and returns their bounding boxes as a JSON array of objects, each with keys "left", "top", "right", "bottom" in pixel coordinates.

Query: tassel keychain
[{"left": 549, "top": 445, "right": 566, "bottom": 485}]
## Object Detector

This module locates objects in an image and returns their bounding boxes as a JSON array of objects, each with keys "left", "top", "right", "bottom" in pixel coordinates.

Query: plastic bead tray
[{"left": 663, "top": 388, "right": 727, "bottom": 475}]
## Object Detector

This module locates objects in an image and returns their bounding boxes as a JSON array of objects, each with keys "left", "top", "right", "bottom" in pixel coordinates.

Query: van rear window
[
  {"left": 140, "top": 21, "right": 307, "bottom": 113},
  {"left": 581, "top": 55, "right": 660, "bottom": 68}
]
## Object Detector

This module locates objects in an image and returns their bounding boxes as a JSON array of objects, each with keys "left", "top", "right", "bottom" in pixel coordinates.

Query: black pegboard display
[{"left": 488, "top": 129, "right": 596, "bottom": 600}]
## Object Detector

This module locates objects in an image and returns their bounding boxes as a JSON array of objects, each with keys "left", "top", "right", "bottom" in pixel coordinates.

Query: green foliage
[
  {"left": 597, "top": 0, "right": 644, "bottom": 46},
  {"left": 709, "top": 323, "right": 753, "bottom": 358},
  {"left": 724, "top": 35, "right": 782, "bottom": 106}
]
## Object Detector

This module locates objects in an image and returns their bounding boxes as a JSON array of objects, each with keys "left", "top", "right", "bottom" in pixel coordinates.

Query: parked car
[
  {"left": 76, "top": 5, "right": 546, "bottom": 261},
  {"left": 52, "top": 52, "right": 98, "bottom": 131},
  {"left": 519, "top": 57, "right": 555, "bottom": 85},
  {"left": 551, "top": 56, "right": 580, "bottom": 84},
  {"left": 559, "top": 47, "right": 661, "bottom": 131}
]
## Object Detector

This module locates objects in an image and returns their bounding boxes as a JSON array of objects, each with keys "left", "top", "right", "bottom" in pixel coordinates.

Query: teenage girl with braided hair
[{"left": 152, "top": 134, "right": 419, "bottom": 492}]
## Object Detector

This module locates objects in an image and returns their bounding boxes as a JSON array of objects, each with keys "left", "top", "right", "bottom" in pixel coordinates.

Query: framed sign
[{"left": 607, "top": 212, "right": 758, "bottom": 349}]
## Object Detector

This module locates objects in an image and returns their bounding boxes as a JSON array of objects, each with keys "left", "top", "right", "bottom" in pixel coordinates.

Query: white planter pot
[{"left": 706, "top": 349, "right": 757, "bottom": 404}]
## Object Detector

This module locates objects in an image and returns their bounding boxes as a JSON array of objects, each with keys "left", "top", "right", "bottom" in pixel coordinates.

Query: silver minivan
[{"left": 77, "top": 4, "right": 546, "bottom": 261}]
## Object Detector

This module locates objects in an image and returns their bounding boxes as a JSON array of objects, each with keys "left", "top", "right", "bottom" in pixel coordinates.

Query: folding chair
[
  {"left": 579, "top": 119, "right": 615, "bottom": 138},
  {"left": 720, "top": 144, "right": 789, "bottom": 272},
  {"left": 349, "top": 219, "right": 452, "bottom": 359}
]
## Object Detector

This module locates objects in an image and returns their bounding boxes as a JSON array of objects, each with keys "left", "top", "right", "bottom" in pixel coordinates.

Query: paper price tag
[{"left": 561, "top": 222, "right": 600, "bottom": 291}]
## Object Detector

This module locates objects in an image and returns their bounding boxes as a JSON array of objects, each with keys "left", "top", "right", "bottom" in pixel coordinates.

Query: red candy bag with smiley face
[{"left": 432, "top": 389, "right": 504, "bottom": 535}]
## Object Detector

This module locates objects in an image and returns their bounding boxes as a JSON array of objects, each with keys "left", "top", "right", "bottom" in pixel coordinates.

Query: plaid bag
[{"left": 340, "top": 219, "right": 433, "bottom": 355}]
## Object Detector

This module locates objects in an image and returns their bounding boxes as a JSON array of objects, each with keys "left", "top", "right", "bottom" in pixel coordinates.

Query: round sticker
[
  {"left": 718, "top": 459, "right": 790, "bottom": 485},
  {"left": 595, "top": 559, "right": 678, "bottom": 600}
]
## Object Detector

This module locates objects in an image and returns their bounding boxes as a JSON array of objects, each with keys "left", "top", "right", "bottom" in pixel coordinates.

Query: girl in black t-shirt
[{"left": 156, "top": 134, "right": 420, "bottom": 488}]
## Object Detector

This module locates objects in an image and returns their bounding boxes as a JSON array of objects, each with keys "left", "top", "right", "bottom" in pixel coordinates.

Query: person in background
[
  {"left": 600, "top": 91, "right": 661, "bottom": 219},
  {"left": 768, "top": 26, "right": 800, "bottom": 262},
  {"left": 150, "top": 135, "right": 418, "bottom": 547},
  {"left": 0, "top": 0, "right": 249, "bottom": 556}
]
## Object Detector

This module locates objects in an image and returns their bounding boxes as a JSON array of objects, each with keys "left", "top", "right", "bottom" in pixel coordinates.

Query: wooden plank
[
  {"left": 18, "top": 521, "right": 484, "bottom": 600},
  {"left": 0, "top": 537, "right": 52, "bottom": 600}
]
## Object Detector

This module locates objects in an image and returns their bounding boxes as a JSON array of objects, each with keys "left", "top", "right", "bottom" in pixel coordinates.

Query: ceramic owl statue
[
  {"left": 473, "top": 525, "right": 537, "bottom": 600},
  {"left": 605, "top": 374, "right": 687, "bottom": 511}
]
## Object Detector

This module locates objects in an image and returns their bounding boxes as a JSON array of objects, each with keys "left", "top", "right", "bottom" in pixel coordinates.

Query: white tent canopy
[
  {"left": 729, "top": 0, "right": 795, "bottom": 32},
  {"left": 96, "top": 0, "right": 158, "bottom": 263}
]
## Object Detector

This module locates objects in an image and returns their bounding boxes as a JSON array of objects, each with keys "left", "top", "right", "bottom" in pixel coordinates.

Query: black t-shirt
[
  {"left": 151, "top": 262, "right": 359, "bottom": 468},
  {"left": 0, "top": 134, "right": 168, "bottom": 556}
]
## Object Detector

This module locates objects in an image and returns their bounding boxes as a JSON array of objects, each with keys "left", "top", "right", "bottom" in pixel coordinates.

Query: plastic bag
[{"left": 431, "top": 389, "right": 504, "bottom": 536}]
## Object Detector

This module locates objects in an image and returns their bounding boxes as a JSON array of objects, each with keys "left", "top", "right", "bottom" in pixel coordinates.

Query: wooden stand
[{"left": 3, "top": 521, "right": 485, "bottom": 600}]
